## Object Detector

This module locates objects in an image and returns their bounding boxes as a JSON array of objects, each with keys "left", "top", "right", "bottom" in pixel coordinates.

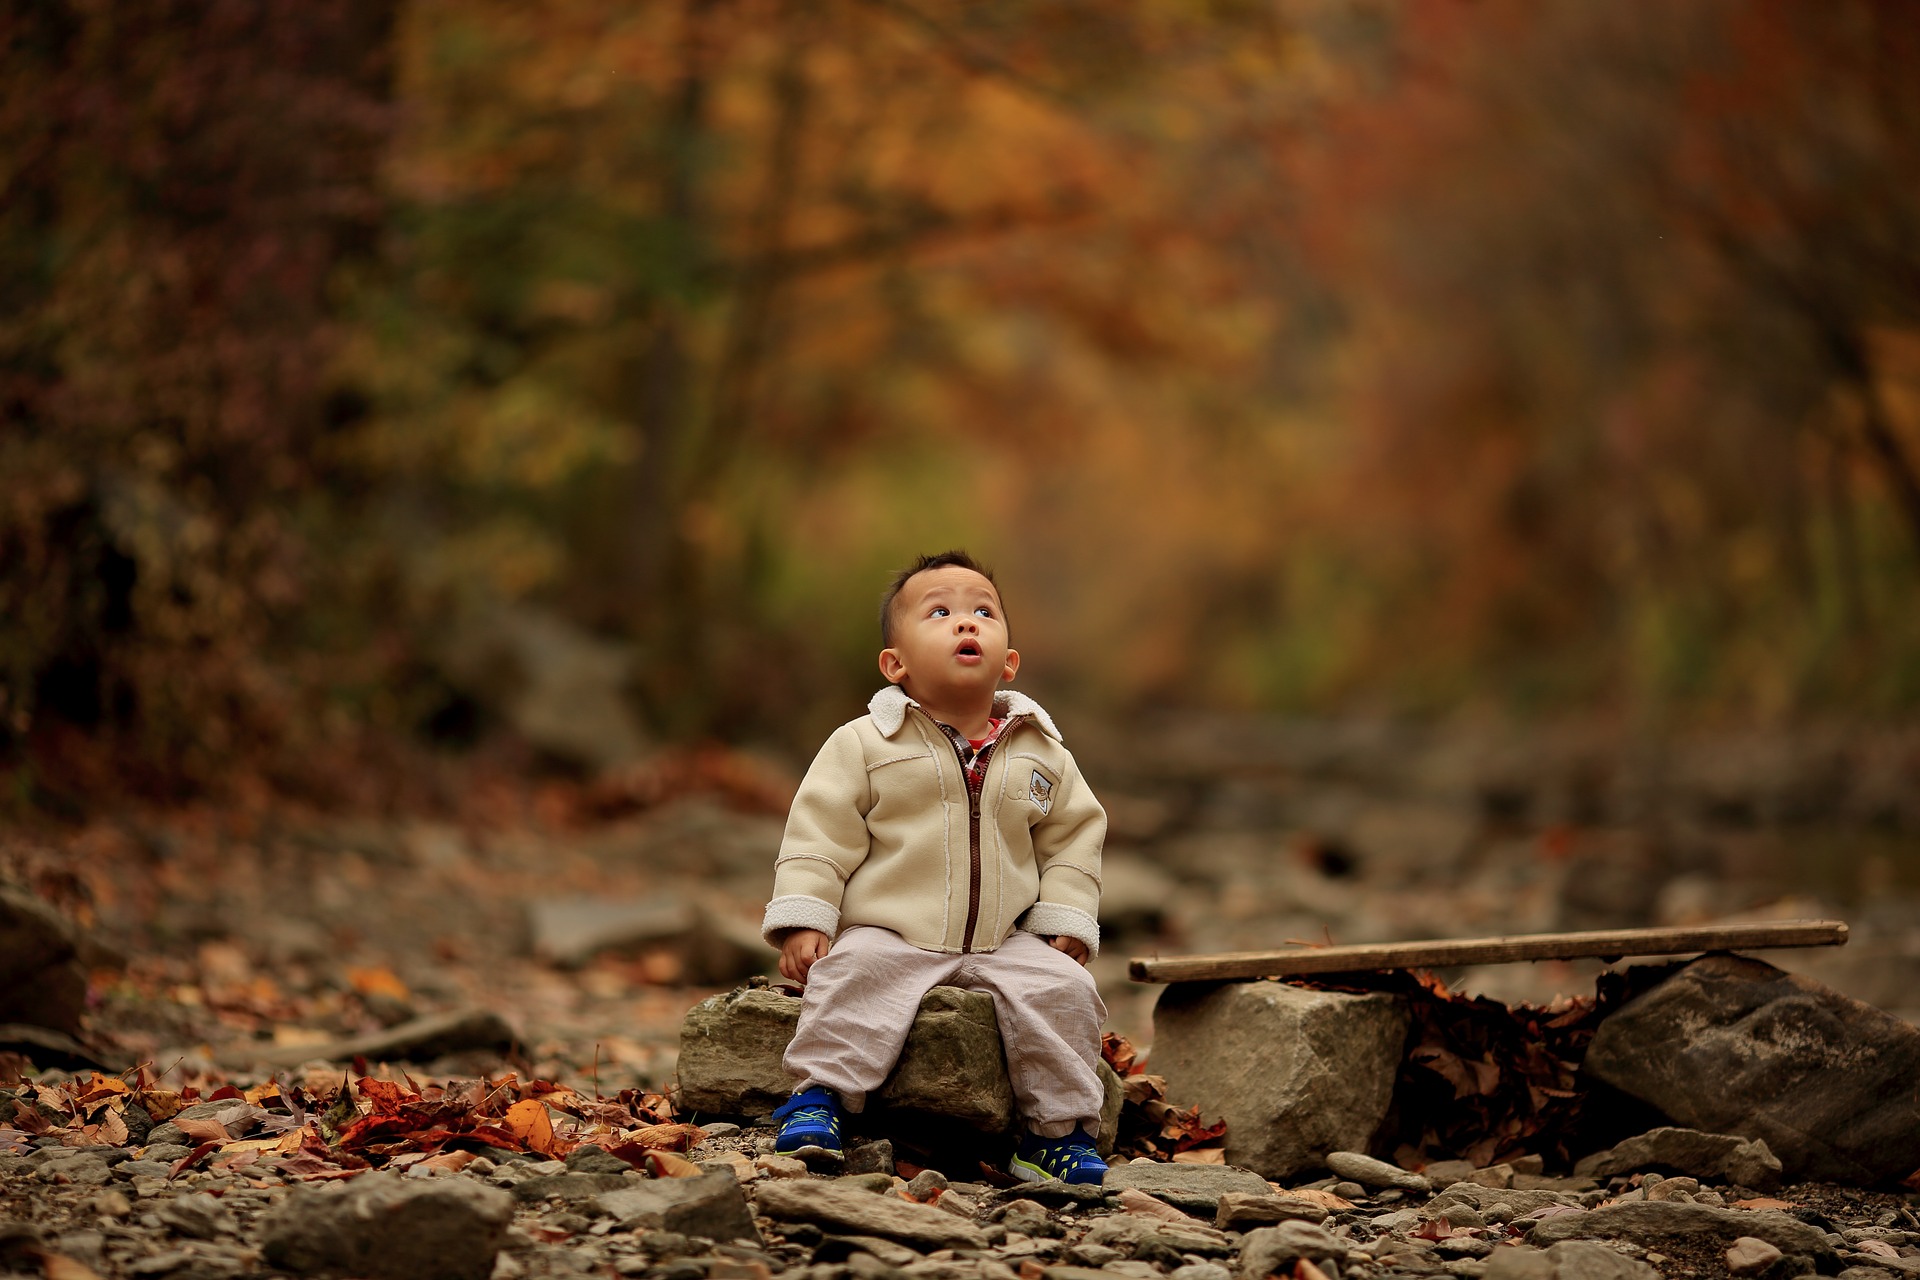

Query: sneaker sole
[
  {"left": 1006, "top": 1155, "right": 1053, "bottom": 1183},
  {"left": 782, "top": 1142, "right": 844, "bottom": 1168}
]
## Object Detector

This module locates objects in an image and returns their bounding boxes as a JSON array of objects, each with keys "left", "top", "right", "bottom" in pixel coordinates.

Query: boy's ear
[
  {"left": 878, "top": 648, "right": 907, "bottom": 684},
  {"left": 1001, "top": 649, "right": 1020, "bottom": 683}
]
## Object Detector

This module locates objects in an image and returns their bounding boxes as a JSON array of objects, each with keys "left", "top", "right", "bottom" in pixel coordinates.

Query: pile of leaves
[
  {"left": 1298, "top": 963, "right": 1683, "bottom": 1171},
  {"left": 1100, "top": 1032, "right": 1227, "bottom": 1163},
  {"left": 1, "top": 1064, "right": 707, "bottom": 1181}
]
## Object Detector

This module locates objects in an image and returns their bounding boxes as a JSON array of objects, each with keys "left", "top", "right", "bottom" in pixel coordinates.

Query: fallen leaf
[
  {"left": 1017, "top": 1262, "right": 1046, "bottom": 1280},
  {"left": 36, "top": 1252, "right": 103, "bottom": 1280},
  {"left": 502, "top": 1098, "right": 556, "bottom": 1156},
  {"left": 1412, "top": 1219, "right": 1456, "bottom": 1241},
  {"left": 174, "top": 1117, "right": 230, "bottom": 1145},
  {"left": 348, "top": 966, "right": 411, "bottom": 1000},
  {"left": 1294, "top": 1260, "right": 1331, "bottom": 1280},
  {"left": 1733, "top": 1198, "right": 1796, "bottom": 1211},
  {"left": 1116, "top": 1187, "right": 1200, "bottom": 1223},
  {"left": 644, "top": 1150, "right": 703, "bottom": 1178},
  {"left": 417, "top": 1150, "right": 477, "bottom": 1173},
  {"left": 169, "top": 1141, "right": 219, "bottom": 1178},
  {"left": 1170, "top": 1148, "right": 1225, "bottom": 1165},
  {"left": 1854, "top": 1241, "right": 1901, "bottom": 1259}
]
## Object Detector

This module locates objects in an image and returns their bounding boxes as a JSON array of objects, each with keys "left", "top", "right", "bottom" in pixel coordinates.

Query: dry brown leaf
[
  {"left": 418, "top": 1150, "right": 477, "bottom": 1173},
  {"left": 1274, "top": 1187, "right": 1353, "bottom": 1211},
  {"left": 173, "top": 1117, "right": 230, "bottom": 1145},
  {"left": 644, "top": 1150, "right": 703, "bottom": 1178},
  {"left": 347, "top": 966, "right": 411, "bottom": 1000},
  {"left": 1116, "top": 1187, "right": 1200, "bottom": 1223},
  {"left": 37, "top": 1252, "right": 103, "bottom": 1280},
  {"left": 1294, "top": 1260, "right": 1332, "bottom": 1280},
  {"left": 1733, "top": 1197, "right": 1795, "bottom": 1211}
]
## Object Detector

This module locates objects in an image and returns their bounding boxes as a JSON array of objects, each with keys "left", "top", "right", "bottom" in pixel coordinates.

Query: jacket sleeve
[
  {"left": 761, "top": 723, "right": 873, "bottom": 943},
  {"left": 1017, "top": 747, "right": 1105, "bottom": 955}
]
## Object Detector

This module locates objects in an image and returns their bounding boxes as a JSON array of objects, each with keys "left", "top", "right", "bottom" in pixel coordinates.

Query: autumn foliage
[{"left": 4, "top": 1, "right": 1918, "bottom": 804}]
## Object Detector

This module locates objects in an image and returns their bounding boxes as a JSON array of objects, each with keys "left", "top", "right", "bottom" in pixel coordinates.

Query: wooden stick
[{"left": 1127, "top": 919, "right": 1849, "bottom": 984}]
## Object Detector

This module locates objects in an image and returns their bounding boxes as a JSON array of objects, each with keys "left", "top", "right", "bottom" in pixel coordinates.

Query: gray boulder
[
  {"left": 259, "top": 1172, "right": 513, "bottom": 1280},
  {"left": 676, "top": 985, "right": 1123, "bottom": 1149},
  {"left": 0, "top": 888, "right": 88, "bottom": 1035},
  {"left": 596, "top": 1172, "right": 759, "bottom": 1242},
  {"left": 1149, "top": 980, "right": 1409, "bottom": 1180},
  {"left": 1545, "top": 1240, "right": 1661, "bottom": 1280},
  {"left": 1582, "top": 954, "right": 1920, "bottom": 1184},
  {"left": 1574, "top": 1127, "right": 1782, "bottom": 1191}
]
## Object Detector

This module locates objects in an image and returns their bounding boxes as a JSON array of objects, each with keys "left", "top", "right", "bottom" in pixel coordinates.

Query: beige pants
[{"left": 784, "top": 925, "right": 1108, "bottom": 1138}]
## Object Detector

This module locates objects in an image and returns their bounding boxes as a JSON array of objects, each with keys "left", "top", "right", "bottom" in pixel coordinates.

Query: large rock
[
  {"left": 259, "top": 1172, "right": 513, "bottom": 1280},
  {"left": 676, "top": 985, "right": 1123, "bottom": 1148},
  {"left": 1581, "top": 954, "right": 1920, "bottom": 1184},
  {"left": 1235, "top": 1221, "right": 1348, "bottom": 1278},
  {"left": 1148, "top": 980, "right": 1409, "bottom": 1180},
  {"left": 0, "top": 888, "right": 89, "bottom": 1035},
  {"left": 1573, "top": 1127, "right": 1782, "bottom": 1191},
  {"left": 596, "top": 1173, "right": 759, "bottom": 1242}
]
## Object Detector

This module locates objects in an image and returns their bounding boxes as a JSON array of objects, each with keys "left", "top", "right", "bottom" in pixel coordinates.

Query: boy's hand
[
  {"left": 1044, "top": 935, "right": 1091, "bottom": 965},
  {"left": 778, "top": 929, "right": 832, "bottom": 984}
]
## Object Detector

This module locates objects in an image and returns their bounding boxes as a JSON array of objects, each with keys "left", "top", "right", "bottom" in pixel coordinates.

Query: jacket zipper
[{"left": 945, "top": 713, "right": 1024, "bottom": 953}]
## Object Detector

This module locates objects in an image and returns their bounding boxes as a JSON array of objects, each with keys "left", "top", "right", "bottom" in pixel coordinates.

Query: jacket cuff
[
  {"left": 1018, "top": 902, "right": 1101, "bottom": 958},
  {"left": 762, "top": 894, "right": 840, "bottom": 945}
]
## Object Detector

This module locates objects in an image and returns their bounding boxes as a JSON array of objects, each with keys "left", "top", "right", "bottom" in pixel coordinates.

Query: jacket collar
[{"left": 867, "top": 685, "right": 1063, "bottom": 743}]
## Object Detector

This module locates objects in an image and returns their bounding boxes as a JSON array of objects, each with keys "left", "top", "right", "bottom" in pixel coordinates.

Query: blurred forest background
[{"left": 6, "top": 0, "right": 1920, "bottom": 811}]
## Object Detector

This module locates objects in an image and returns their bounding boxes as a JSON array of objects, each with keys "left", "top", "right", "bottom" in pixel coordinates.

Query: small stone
[
  {"left": 755, "top": 1155, "right": 809, "bottom": 1179},
  {"left": 143, "top": 1143, "right": 193, "bottom": 1162},
  {"left": 1170, "top": 1265, "right": 1233, "bottom": 1280},
  {"left": 1441, "top": 1205, "right": 1485, "bottom": 1229},
  {"left": 1461, "top": 1166, "right": 1515, "bottom": 1190},
  {"left": 846, "top": 1141, "right": 896, "bottom": 1178},
  {"left": 1482, "top": 1246, "right": 1554, "bottom": 1280},
  {"left": 598, "top": 1174, "right": 761, "bottom": 1243},
  {"left": 908, "top": 1171, "right": 950, "bottom": 1202},
  {"left": 1236, "top": 1221, "right": 1348, "bottom": 1279},
  {"left": 701, "top": 1124, "right": 742, "bottom": 1140},
  {"left": 1331, "top": 1182, "right": 1365, "bottom": 1201},
  {"left": 997, "top": 1203, "right": 1056, "bottom": 1239},
  {"left": 1068, "top": 1245, "right": 1124, "bottom": 1267},
  {"left": 567, "top": 1146, "right": 635, "bottom": 1177},
  {"left": 90, "top": 1190, "right": 133, "bottom": 1219},
  {"left": 115, "top": 1160, "right": 179, "bottom": 1182},
  {"left": 1215, "top": 1193, "right": 1329, "bottom": 1231},
  {"left": 1324, "top": 1153, "right": 1430, "bottom": 1194},
  {"left": 157, "top": 1193, "right": 239, "bottom": 1240},
  {"left": 1544, "top": 1240, "right": 1660, "bottom": 1280},
  {"left": 934, "top": 1193, "right": 978, "bottom": 1221},
  {"left": 1728, "top": 1238, "right": 1786, "bottom": 1276}
]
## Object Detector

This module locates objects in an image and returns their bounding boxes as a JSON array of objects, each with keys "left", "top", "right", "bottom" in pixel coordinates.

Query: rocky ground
[
  {"left": 3, "top": 715, "right": 1918, "bottom": 1280},
  {"left": 5, "top": 1113, "right": 1920, "bottom": 1280}
]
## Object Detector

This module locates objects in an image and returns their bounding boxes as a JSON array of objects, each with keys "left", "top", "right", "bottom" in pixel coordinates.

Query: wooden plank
[{"left": 1127, "top": 919, "right": 1849, "bottom": 984}]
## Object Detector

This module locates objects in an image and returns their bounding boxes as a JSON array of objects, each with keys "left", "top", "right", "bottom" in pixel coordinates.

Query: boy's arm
[
  {"left": 1018, "top": 749, "right": 1105, "bottom": 957},
  {"left": 762, "top": 723, "right": 873, "bottom": 945}
]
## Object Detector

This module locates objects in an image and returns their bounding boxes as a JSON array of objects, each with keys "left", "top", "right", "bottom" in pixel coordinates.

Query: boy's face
[{"left": 879, "top": 566, "right": 1019, "bottom": 704}]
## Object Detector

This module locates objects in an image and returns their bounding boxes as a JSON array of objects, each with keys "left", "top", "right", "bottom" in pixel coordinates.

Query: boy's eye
[
  {"left": 974, "top": 606, "right": 992, "bottom": 618},
  {"left": 930, "top": 606, "right": 948, "bottom": 618}
]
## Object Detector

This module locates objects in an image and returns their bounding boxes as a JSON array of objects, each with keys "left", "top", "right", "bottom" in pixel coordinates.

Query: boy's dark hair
[{"left": 880, "top": 550, "right": 1000, "bottom": 646}]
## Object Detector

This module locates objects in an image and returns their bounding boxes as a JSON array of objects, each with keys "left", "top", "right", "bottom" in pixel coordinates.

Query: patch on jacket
[{"left": 1028, "top": 769, "right": 1054, "bottom": 815}]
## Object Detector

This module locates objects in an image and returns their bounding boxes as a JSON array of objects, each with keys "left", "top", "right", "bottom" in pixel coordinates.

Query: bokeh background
[{"left": 5, "top": 1, "right": 1920, "bottom": 1067}]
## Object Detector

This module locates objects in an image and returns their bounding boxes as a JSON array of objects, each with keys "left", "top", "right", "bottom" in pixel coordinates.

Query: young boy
[{"left": 761, "top": 550, "right": 1110, "bottom": 1184}]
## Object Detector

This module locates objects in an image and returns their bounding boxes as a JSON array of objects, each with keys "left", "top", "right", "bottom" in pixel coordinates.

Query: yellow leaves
[{"left": 502, "top": 1098, "right": 557, "bottom": 1156}]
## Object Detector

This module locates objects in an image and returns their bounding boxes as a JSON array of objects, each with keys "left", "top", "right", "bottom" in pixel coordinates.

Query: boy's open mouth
[{"left": 955, "top": 641, "right": 981, "bottom": 658}]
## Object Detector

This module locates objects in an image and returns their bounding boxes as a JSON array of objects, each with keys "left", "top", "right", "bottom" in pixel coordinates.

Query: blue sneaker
[
  {"left": 771, "top": 1086, "right": 843, "bottom": 1161},
  {"left": 1008, "top": 1128, "right": 1107, "bottom": 1185}
]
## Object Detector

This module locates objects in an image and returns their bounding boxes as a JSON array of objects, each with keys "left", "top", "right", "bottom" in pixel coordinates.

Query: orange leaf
[
  {"left": 348, "top": 966, "right": 411, "bottom": 1001},
  {"left": 503, "top": 1098, "right": 556, "bottom": 1155},
  {"left": 173, "top": 1117, "right": 230, "bottom": 1145},
  {"left": 1170, "top": 1148, "right": 1225, "bottom": 1165},
  {"left": 644, "top": 1150, "right": 702, "bottom": 1178},
  {"left": 1734, "top": 1197, "right": 1795, "bottom": 1211}
]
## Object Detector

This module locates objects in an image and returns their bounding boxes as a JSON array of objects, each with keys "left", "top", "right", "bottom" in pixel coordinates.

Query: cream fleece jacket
[{"left": 761, "top": 686, "right": 1105, "bottom": 955}]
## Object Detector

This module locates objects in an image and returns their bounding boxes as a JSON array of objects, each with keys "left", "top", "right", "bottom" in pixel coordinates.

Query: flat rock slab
[
  {"left": 1582, "top": 954, "right": 1920, "bottom": 1184},
  {"left": 1149, "top": 981, "right": 1408, "bottom": 1180},
  {"left": 677, "top": 985, "right": 1122, "bottom": 1147},
  {"left": 596, "top": 1172, "right": 759, "bottom": 1242},
  {"left": 1488, "top": 1243, "right": 1659, "bottom": 1280},
  {"left": 1526, "top": 1201, "right": 1834, "bottom": 1263},
  {"left": 1574, "top": 1127, "right": 1782, "bottom": 1191},
  {"left": 260, "top": 1171, "right": 513, "bottom": 1280},
  {"left": 752, "top": 1180, "right": 987, "bottom": 1250},
  {"left": 1103, "top": 1162, "right": 1272, "bottom": 1214}
]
